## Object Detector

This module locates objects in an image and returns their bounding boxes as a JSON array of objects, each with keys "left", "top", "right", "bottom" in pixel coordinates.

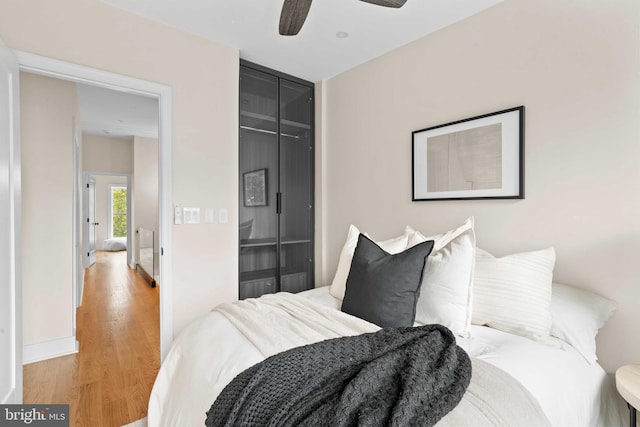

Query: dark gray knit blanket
[{"left": 205, "top": 324, "right": 471, "bottom": 427}]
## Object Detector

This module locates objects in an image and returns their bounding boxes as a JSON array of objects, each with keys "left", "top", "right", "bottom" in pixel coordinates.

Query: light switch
[
  {"left": 183, "top": 207, "right": 200, "bottom": 224},
  {"left": 219, "top": 208, "right": 228, "bottom": 224},
  {"left": 204, "top": 208, "right": 215, "bottom": 224},
  {"left": 174, "top": 206, "right": 183, "bottom": 225}
]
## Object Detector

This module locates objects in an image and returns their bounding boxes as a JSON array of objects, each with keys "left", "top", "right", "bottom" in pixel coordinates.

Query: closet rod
[{"left": 240, "top": 125, "right": 299, "bottom": 139}]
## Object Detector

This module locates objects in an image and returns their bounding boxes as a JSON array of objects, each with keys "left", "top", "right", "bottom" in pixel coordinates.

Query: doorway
[
  {"left": 83, "top": 172, "right": 132, "bottom": 269},
  {"left": 15, "top": 51, "right": 173, "bottom": 372}
]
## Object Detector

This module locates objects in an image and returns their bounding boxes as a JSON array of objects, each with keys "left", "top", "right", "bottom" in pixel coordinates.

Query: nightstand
[{"left": 616, "top": 365, "right": 640, "bottom": 427}]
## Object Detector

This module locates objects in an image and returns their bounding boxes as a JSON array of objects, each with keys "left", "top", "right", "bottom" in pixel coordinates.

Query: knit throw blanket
[{"left": 205, "top": 324, "right": 471, "bottom": 427}]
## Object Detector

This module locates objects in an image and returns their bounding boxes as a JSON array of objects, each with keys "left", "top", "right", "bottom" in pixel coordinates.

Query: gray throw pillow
[{"left": 341, "top": 233, "right": 434, "bottom": 328}]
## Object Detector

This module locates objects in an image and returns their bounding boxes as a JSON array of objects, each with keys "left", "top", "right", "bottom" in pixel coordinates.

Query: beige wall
[
  {"left": 133, "top": 136, "right": 159, "bottom": 261},
  {"left": 0, "top": 0, "right": 239, "bottom": 339},
  {"left": 83, "top": 134, "right": 133, "bottom": 174},
  {"left": 20, "top": 72, "right": 76, "bottom": 346},
  {"left": 321, "top": 0, "right": 640, "bottom": 373}
]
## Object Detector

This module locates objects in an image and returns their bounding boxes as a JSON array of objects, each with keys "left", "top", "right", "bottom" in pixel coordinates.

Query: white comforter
[{"left": 148, "top": 287, "right": 625, "bottom": 427}]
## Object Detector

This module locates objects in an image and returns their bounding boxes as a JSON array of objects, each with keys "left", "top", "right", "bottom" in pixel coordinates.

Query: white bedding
[{"left": 148, "top": 287, "right": 625, "bottom": 426}]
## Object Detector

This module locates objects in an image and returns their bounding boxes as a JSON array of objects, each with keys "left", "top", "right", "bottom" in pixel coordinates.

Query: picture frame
[
  {"left": 243, "top": 168, "right": 268, "bottom": 207},
  {"left": 412, "top": 106, "right": 524, "bottom": 201}
]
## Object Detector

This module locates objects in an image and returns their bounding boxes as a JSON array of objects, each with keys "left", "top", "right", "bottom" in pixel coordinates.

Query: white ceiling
[
  {"left": 76, "top": 83, "right": 159, "bottom": 139},
  {"left": 102, "top": 0, "right": 503, "bottom": 83}
]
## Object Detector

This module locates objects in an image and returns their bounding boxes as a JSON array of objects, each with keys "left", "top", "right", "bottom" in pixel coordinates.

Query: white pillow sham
[
  {"left": 406, "top": 217, "right": 475, "bottom": 336},
  {"left": 550, "top": 282, "right": 616, "bottom": 364},
  {"left": 329, "top": 224, "right": 408, "bottom": 300},
  {"left": 472, "top": 247, "right": 556, "bottom": 340}
]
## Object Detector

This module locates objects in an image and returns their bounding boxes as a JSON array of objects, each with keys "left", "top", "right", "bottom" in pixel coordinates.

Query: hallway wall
[{"left": 20, "top": 72, "right": 78, "bottom": 360}]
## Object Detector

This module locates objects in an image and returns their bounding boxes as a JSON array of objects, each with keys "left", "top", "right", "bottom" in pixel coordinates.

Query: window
[{"left": 110, "top": 185, "right": 127, "bottom": 238}]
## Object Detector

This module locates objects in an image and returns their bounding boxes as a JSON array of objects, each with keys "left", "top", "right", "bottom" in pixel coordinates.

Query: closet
[{"left": 238, "top": 61, "right": 314, "bottom": 299}]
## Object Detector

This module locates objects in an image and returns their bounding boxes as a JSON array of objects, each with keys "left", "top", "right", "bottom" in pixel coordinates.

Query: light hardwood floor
[{"left": 23, "top": 250, "right": 160, "bottom": 427}]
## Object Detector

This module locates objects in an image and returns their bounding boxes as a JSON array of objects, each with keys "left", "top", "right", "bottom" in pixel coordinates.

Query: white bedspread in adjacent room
[{"left": 148, "top": 287, "right": 625, "bottom": 427}]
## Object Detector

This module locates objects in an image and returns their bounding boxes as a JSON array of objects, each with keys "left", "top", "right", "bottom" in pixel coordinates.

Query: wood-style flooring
[{"left": 23, "top": 250, "right": 160, "bottom": 427}]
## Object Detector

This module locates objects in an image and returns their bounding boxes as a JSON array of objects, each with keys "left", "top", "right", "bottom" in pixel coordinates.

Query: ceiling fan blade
[
  {"left": 279, "top": 0, "right": 313, "bottom": 36},
  {"left": 360, "top": 0, "right": 407, "bottom": 8}
]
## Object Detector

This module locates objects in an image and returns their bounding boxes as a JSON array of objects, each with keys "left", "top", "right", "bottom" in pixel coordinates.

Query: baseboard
[{"left": 23, "top": 336, "right": 79, "bottom": 365}]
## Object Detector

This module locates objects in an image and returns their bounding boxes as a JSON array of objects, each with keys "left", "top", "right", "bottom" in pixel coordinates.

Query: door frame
[
  {"left": 83, "top": 174, "right": 98, "bottom": 270},
  {"left": 0, "top": 38, "right": 22, "bottom": 405},
  {"left": 15, "top": 51, "right": 174, "bottom": 361}
]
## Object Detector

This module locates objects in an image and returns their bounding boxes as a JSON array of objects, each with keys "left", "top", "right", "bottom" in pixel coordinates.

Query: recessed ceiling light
[{"left": 336, "top": 31, "right": 349, "bottom": 39}]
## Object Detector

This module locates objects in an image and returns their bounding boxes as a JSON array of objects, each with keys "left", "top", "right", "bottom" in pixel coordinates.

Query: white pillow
[
  {"left": 329, "top": 224, "right": 408, "bottom": 300},
  {"left": 406, "top": 217, "right": 475, "bottom": 336},
  {"left": 472, "top": 247, "right": 556, "bottom": 340},
  {"left": 550, "top": 282, "right": 616, "bottom": 364}
]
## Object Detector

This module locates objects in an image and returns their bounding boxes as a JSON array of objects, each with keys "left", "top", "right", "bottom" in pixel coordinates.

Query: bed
[{"left": 148, "top": 218, "right": 626, "bottom": 426}]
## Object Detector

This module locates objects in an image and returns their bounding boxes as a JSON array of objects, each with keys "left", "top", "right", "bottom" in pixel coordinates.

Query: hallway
[{"left": 23, "top": 250, "right": 160, "bottom": 426}]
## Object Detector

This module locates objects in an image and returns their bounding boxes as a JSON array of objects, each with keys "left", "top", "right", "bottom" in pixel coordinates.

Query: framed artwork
[
  {"left": 412, "top": 106, "right": 524, "bottom": 201},
  {"left": 243, "top": 168, "right": 268, "bottom": 207}
]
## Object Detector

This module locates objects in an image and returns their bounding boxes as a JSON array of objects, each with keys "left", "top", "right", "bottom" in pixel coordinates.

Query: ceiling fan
[{"left": 279, "top": 0, "right": 408, "bottom": 36}]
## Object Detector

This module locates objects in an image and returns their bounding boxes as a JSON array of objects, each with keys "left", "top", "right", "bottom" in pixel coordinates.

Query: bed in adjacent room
[{"left": 148, "top": 218, "right": 625, "bottom": 426}]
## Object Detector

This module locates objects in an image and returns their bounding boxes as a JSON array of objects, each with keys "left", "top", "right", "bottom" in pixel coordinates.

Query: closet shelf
[{"left": 240, "top": 110, "right": 311, "bottom": 130}]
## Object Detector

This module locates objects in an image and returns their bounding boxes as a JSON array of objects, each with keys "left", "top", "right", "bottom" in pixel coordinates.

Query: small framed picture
[
  {"left": 243, "top": 168, "right": 268, "bottom": 207},
  {"left": 412, "top": 106, "right": 524, "bottom": 201}
]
